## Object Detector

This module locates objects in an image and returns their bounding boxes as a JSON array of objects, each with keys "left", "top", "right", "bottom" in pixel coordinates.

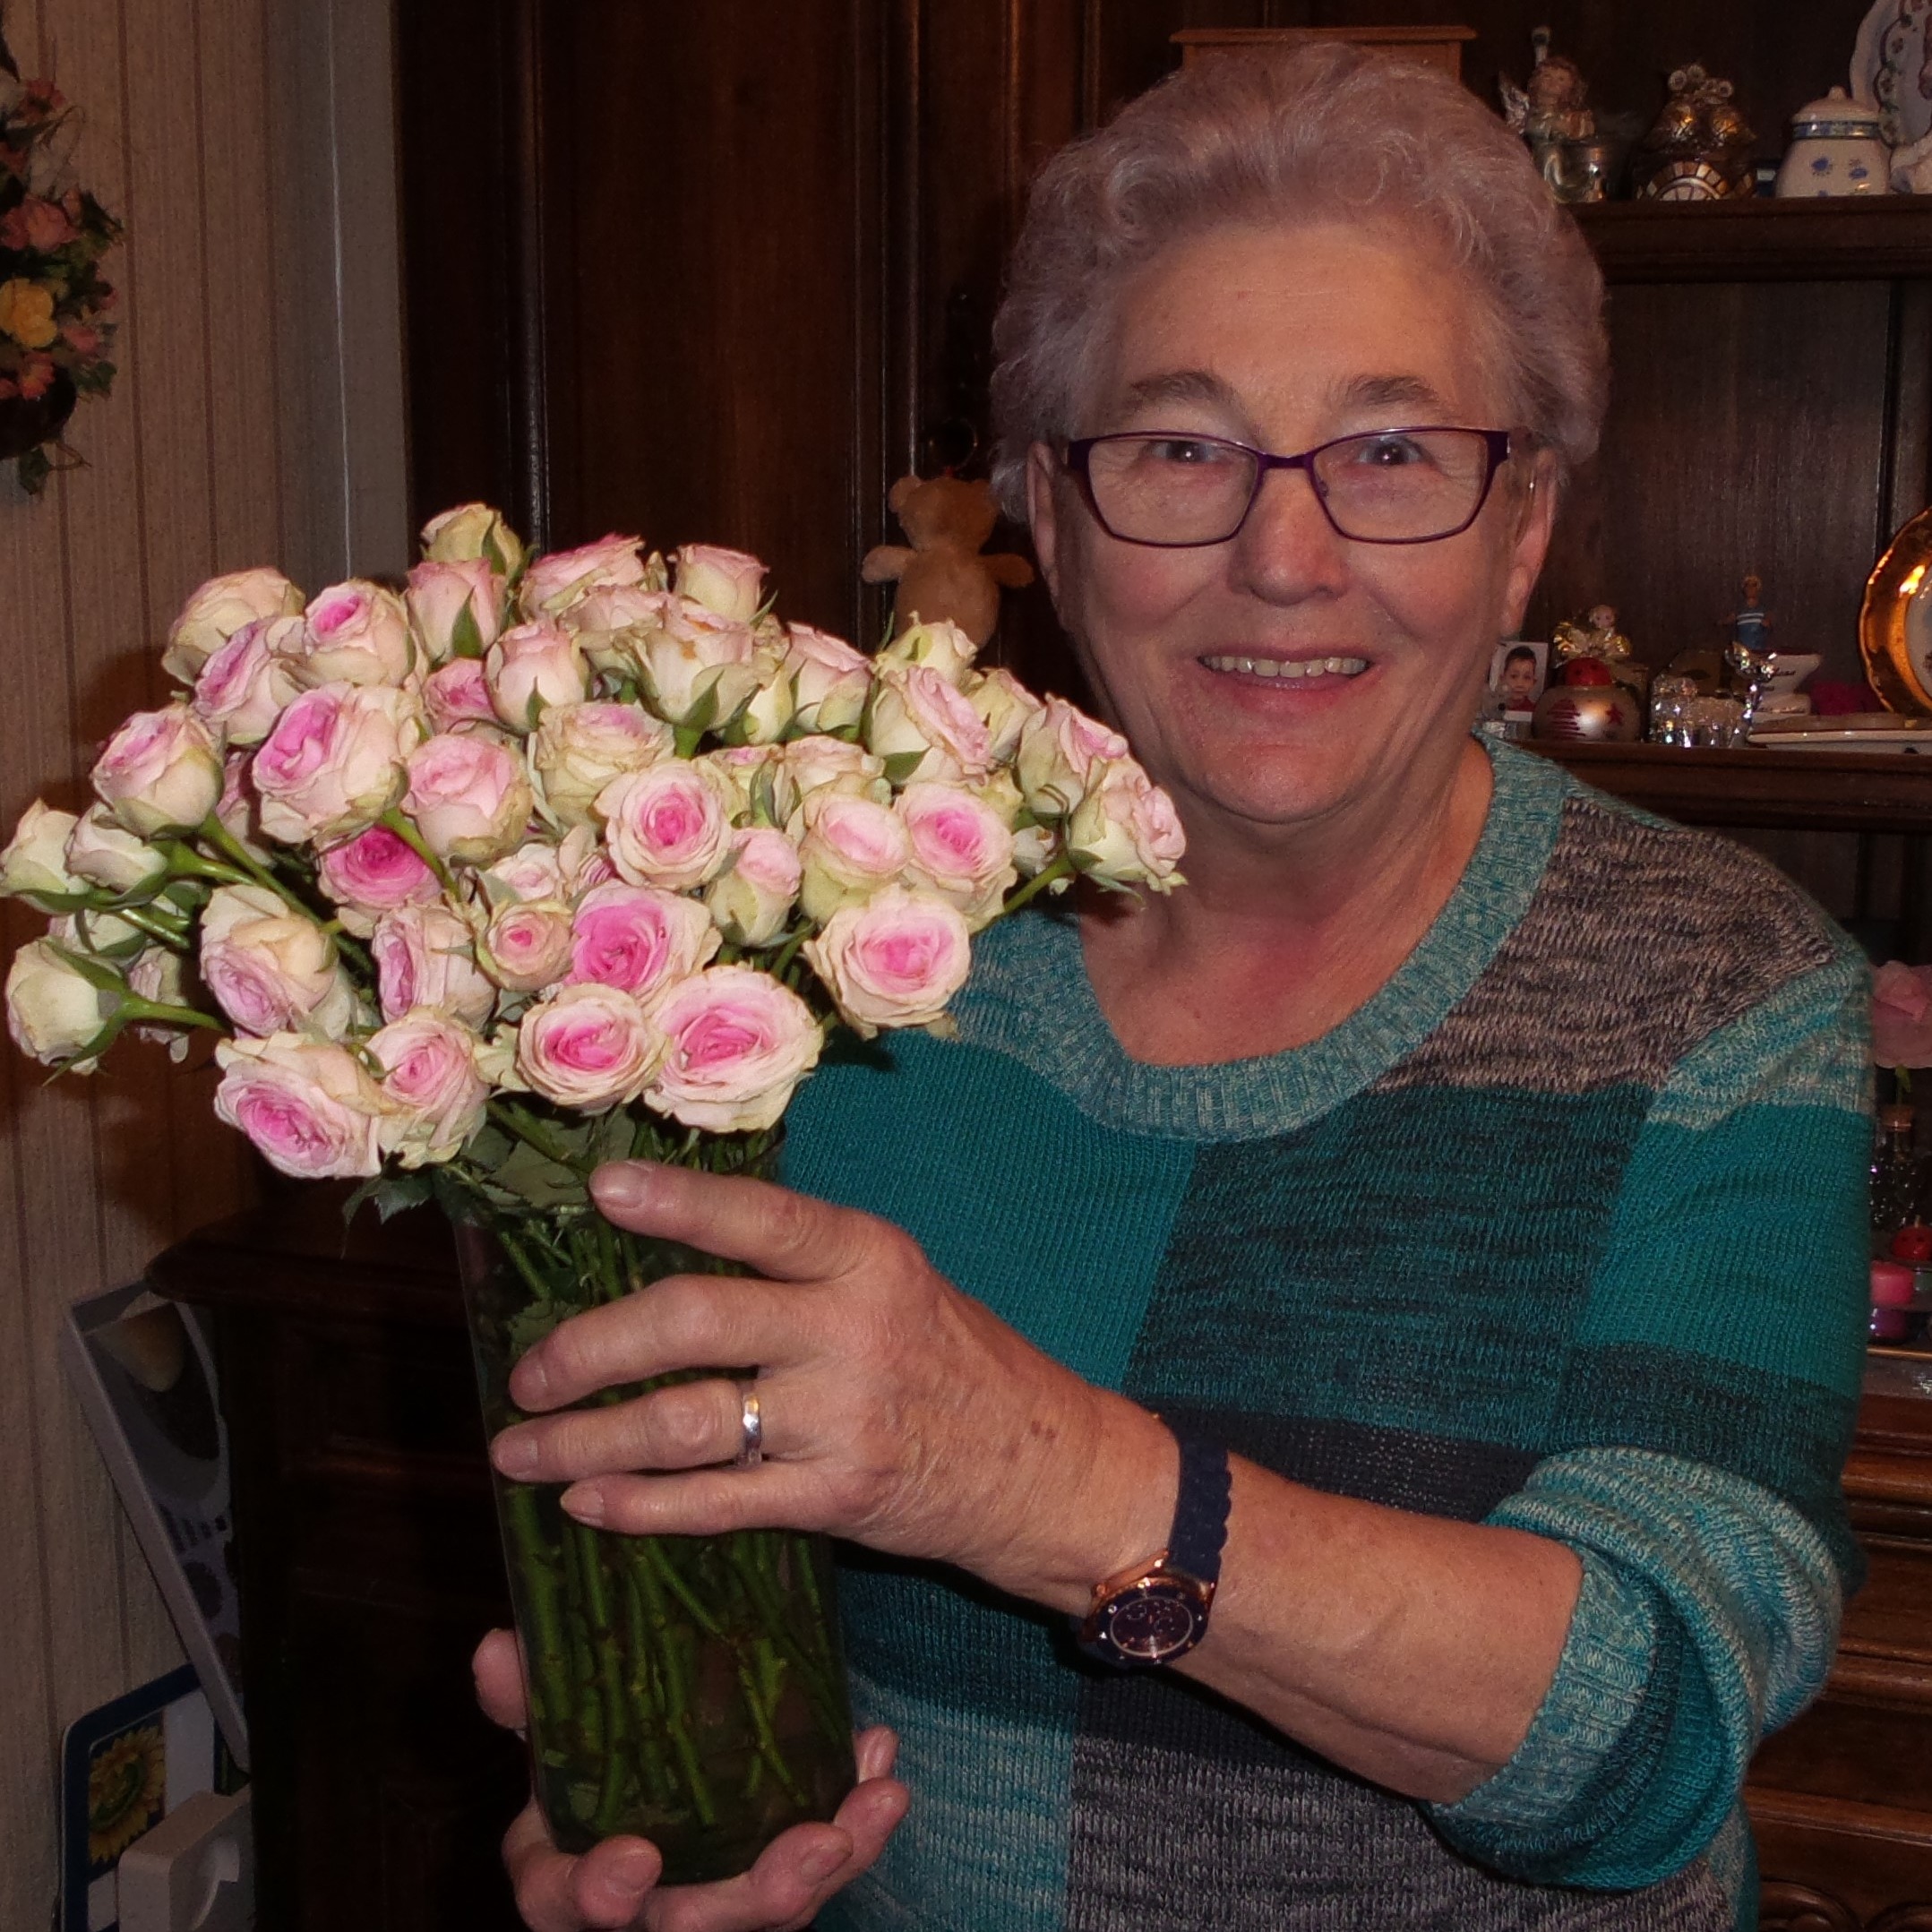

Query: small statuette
[{"left": 1633, "top": 64, "right": 1756, "bottom": 201}]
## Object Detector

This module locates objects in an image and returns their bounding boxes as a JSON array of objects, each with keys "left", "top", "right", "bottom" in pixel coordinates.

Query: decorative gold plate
[{"left": 1860, "top": 504, "right": 1932, "bottom": 715}]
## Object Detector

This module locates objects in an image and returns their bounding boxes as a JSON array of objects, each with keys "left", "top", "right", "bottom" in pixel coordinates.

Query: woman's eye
[
  {"left": 1145, "top": 438, "right": 1231, "bottom": 467},
  {"left": 1352, "top": 435, "right": 1427, "bottom": 468}
]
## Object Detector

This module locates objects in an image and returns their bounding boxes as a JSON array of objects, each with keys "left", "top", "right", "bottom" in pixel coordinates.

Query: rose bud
[
  {"left": 784, "top": 624, "right": 872, "bottom": 735},
  {"left": 1015, "top": 696, "right": 1129, "bottom": 820},
  {"left": 200, "top": 883, "right": 363, "bottom": 1041},
  {"left": 92, "top": 703, "right": 226, "bottom": 837},
  {"left": 65, "top": 803, "right": 168, "bottom": 897},
  {"left": 477, "top": 899, "right": 575, "bottom": 993},
  {"left": 407, "top": 556, "right": 503, "bottom": 665},
  {"left": 562, "top": 583, "right": 666, "bottom": 676},
  {"left": 315, "top": 822, "right": 441, "bottom": 936},
  {"left": 287, "top": 580, "right": 415, "bottom": 688},
  {"left": 402, "top": 733, "right": 534, "bottom": 865},
  {"left": 4, "top": 938, "right": 116, "bottom": 1070},
  {"left": 423, "top": 657, "right": 501, "bottom": 735},
  {"left": 161, "top": 566, "right": 305, "bottom": 685},
  {"left": 420, "top": 502, "right": 527, "bottom": 580},
  {"left": 514, "top": 982, "right": 663, "bottom": 1111},
  {"left": 597, "top": 760, "right": 733, "bottom": 892},
  {"left": 1067, "top": 757, "right": 1187, "bottom": 894},
  {"left": 218, "top": 751, "right": 276, "bottom": 860},
  {"left": 52, "top": 906, "right": 150, "bottom": 961},
  {"left": 193, "top": 616, "right": 305, "bottom": 745},
  {"left": 213, "top": 1034, "right": 388, "bottom": 1179},
  {"left": 797, "top": 790, "right": 912, "bottom": 923},
  {"left": 567, "top": 880, "right": 719, "bottom": 1008},
  {"left": 530, "top": 700, "right": 671, "bottom": 826},
  {"left": 803, "top": 884, "right": 972, "bottom": 1039},
  {"left": 965, "top": 665, "right": 1047, "bottom": 765},
  {"left": 730, "top": 638, "right": 796, "bottom": 746},
  {"left": 128, "top": 946, "right": 197, "bottom": 1060},
  {"left": 672, "top": 544, "right": 767, "bottom": 623},
  {"left": 370, "top": 903, "right": 496, "bottom": 1026},
  {"left": 0, "top": 801, "right": 86, "bottom": 905},
  {"left": 897, "top": 781, "right": 1018, "bottom": 932},
  {"left": 633, "top": 597, "right": 761, "bottom": 731},
  {"left": 877, "top": 617, "right": 979, "bottom": 688},
  {"left": 783, "top": 735, "right": 889, "bottom": 813},
  {"left": 253, "top": 683, "right": 423, "bottom": 845},
  {"left": 699, "top": 743, "right": 793, "bottom": 828},
  {"left": 369, "top": 1009, "right": 490, "bottom": 1167},
  {"left": 519, "top": 533, "right": 649, "bottom": 619},
  {"left": 707, "top": 826, "right": 803, "bottom": 947},
  {"left": 486, "top": 619, "right": 589, "bottom": 730},
  {"left": 645, "top": 964, "right": 822, "bottom": 1133},
  {"left": 867, "top": 662, "right": 992, "bottom": 785}
]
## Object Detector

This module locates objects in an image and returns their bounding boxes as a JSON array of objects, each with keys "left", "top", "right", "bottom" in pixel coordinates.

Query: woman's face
[{"left": 1028, "top": 220, "right": 1555, "bottom": 846}]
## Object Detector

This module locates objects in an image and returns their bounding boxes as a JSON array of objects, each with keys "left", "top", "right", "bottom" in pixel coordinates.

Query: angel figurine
[{"left": 1499, "top": 27, "right": 1596, "bottom": 148}]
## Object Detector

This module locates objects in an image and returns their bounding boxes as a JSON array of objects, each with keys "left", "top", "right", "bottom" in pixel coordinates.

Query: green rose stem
[
  {"left": 378, "top": 807, "right": 456, "bottom": 893},
  {"left": 1000, "top": 847, "right": 1075, "bottom": 917}
]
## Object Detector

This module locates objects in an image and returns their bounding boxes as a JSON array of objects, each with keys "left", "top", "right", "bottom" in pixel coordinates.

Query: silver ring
[{"left": 734, "top": 1382, "right": 763, "bottom": 1470}]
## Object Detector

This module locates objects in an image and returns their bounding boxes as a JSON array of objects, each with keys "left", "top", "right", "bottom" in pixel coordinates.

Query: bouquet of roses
[
  {"left": 0, "top": 502, "right": 1182, "bottom": 1878},
  {"left": 0, "top": 48, "right": 121, "bottom": 492}
]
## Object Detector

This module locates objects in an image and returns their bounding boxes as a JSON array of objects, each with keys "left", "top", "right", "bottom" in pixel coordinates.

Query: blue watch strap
[{"left": 1167, "top": 1430, "right": 1232, "bottom": 1584}]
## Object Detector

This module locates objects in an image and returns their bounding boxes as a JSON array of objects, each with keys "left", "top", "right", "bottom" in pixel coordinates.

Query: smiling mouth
[{"left": 1199, "top": 654, "right": 1370, "bottom": 681}]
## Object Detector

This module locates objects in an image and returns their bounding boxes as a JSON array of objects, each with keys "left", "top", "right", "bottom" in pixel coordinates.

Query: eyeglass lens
[{"left": 1083, "top": 430, "right": 1497, "bottom": 545}]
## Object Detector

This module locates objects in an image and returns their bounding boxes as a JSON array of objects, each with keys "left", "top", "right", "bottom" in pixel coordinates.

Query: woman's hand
[
  {"left": 473, "top": 1627, "right": 908, "bottom": 1931},
  {"left": 486, "top": 1160, "right": 1173, "bottom": 1610}
]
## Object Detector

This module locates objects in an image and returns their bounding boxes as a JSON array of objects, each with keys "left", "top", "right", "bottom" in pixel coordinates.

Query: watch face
[{"left": 1103, "top": 1584, "right": 1204, "bottom": 1662}]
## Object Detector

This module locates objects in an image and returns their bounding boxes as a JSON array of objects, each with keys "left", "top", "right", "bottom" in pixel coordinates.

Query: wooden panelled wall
[{"left": 0, "top": 1, "right": 407, "bottom": 1923}]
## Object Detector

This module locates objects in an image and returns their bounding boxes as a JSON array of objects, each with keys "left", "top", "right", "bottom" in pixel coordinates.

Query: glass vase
[{"left": 449, "top": 1138, "right": 855, "bottom": 1883}]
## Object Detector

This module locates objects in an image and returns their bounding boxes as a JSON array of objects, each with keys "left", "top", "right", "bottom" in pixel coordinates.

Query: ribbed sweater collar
[{"left": 953, "top": 740, "right": 1572, "bottom": 1141}]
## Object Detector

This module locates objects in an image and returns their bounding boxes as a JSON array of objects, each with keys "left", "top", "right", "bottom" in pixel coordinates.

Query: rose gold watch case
[{"left": 1079, "top": 1549, "right": 1217, "bottom": 1665}]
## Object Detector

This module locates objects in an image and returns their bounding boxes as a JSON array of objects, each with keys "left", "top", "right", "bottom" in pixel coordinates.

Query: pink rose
[
  {"left": 402, "top": 733, "right": 534, "bottom": 864},
  {"left": 707, "top": 825, "right": 803, "bottom": 947},
  {"left": 420, "top": 503, "right": 526, "bottom": 579},
  {"left": 965, "top": 666, "right": 1046, "bottom": 765},
  {"left": 478, "top": 900, "right": 575, "bottom": 993},
  {"left": 897, "top": 782, "right": 1017, "bottom": 931},
  {"left": 193, "top": 616, "right": 304, "bottom": 745},
  {"left": 563, "top": 583, "right": 667, "bottom": 675},
  {"left": 798, "top": 790, "right": 911, "bottom": 923},
  {"left": 316, "top": 823, "right": 441, "bottom": 935},
  {"left": 1016, "top": 698, "right": 1129, "bottom": 819},
  {"left": 370, "top": 904, "right": 495, "bottom": 1026},
  {"left": 199, "top": 883, "right": 362, "bottom": 1040},
  {"left": 783, "top": 735, "right": 889, "bottom": 811},
  {"left": 407, "top": 557, "right": 503, "bottom": 665},
  {"left": 424, "top": 657, "right": 501, "bottom": 734},
  {"left": 218, "top": 751, "right": 274, "bottom": 859},
  {"left": 213, "top": 1035, "right": 388, "bottom": 1180},
  {"left": 91, "top": 703, "right": 225, "bottom": 837},
  {"left": 784, "top": 624, "right": 872, "bottom": 734},
  {"left": 803, "top": 886, "right": 972, "bottom": 1039},
  {"left": 486, "top": 619, "right": 588, "bottom": 730},
  {"left": 477, "top": 832, "right": 597, "bottom": 905},
  {"left": 673, "top": 544, "right": 768, "bottom": 623},
  {"left": 530, "top": 701, "right": 671, "bottom": 825},
  {"left": 162, "top": 567, "right": 305, "bottom": 684},
  {"left": 0, "top": 194, "right": 78, "bottom": 251},
  {"left": 515, "top": 983, "right": 663, "bottom": 1111},
  {"left": 598, "top": 761, "right": 733, "bottom": 891},
  {"left": 1874, "top": 961, "right": 1932, "bottom": 1069},
  {"left": 519, "top": 534, "right": 648, "bottom": 618},
  {"left": 1067, "top": 758, "right": 1187, "bottom": 894},
  {"left": 252, "top": 683, "right": 421, "bottom": 845},
  {"left": 288, "top": 580, "right": 415, "bottom": 687},
  {"left": 369, "top": 1009, "right": 490, "bottom": 1167},
  {"left": 645, "top": 965, "right": 821, "bottom": 1132},
  {"left": 633, "top": 597, "right": 760, "bottom": 729},
  {"left": 867, "top": 662, "right": 992, "bottom": 784},
  {"left": 567, "top": 881, "right": 719, "bottom": 1006}
]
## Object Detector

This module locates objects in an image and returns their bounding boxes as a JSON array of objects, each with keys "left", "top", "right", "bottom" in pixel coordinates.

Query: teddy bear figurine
[{"left": 861, "top": 473, "right": 1035, "bottom": 647}]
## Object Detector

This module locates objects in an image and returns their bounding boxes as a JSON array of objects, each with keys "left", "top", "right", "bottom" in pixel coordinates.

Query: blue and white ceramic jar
[{"left": 1774, "top": 87, "right": 1891, "bottom": 196}]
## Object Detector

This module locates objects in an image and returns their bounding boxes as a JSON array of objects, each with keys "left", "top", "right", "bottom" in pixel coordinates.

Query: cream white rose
[
  {"left": 867, "top": 662, "right": 992, "bottom": 785},
  {"left": 65, "top": 804, "right": 168, "bottom": 896},
  {"left": 92, "top": 703, "right": 226, "bottom": 837},
  {"left": 633, "top": 597, "right": 761, "bottom": 730},
  {"left": 407, "top": 557, "right": 504, "bottom": 665},
  {"left": 530, "top": 701, "right": 671, "bottom": 826},
  {"left": 0, "top": 801, "right": 84, "bottom": 903},
  {"left": 4, "top": 937, "right": 114, "bottom": 1069},
  {"left": 487, "top": 620, "right": 589, "bottom": 730},
  {"left": 783, "top": 735, "right": 889, "bottom": 812},
  {"left": 1067, "top": 758, "right": 1187, "bottom": 894},
  {"left": 965, "top": 665, "right": 1047, "bottom": 765},
  {"left": 1015, "top": 697, "right": 1129, "bottom": 820},
  {"left": 784, "top": 624, "right": 872, "bottom": 735},
  {"left": 673, "top": 544, "right": 767, "bottom": 623},
  {"left": 371, "top": 903, "right": 496, "bottom": 1026},
  {"left": 200, "top": 883, "right": 362, "bottom": 1041},
  {"left": 519, "top": 533, "right": 648, "bottom": 618},
  {"left": 797, "top": 790, "right": 911, "bottom": 923},
  {"left": 420, "top": 502, "right": 526, "bottom": 580},
  {"left": 477, "top": 899, "right": 575, "bottom": 993},
  {"left": 162, "top": 567, "right": 305, "bottom": 685},
  {"left": 707, "top": 826, "right": 803, "bottom": 947},
  {"left": 877, "top": 617, "right": 978, "bottom": 687}
]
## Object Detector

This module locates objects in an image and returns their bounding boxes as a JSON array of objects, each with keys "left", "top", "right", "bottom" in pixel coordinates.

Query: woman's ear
[
  {"left": 1498, "top": 449, "right": 1560, "bottom": 640},
  {"left": 1025, "top": 443, "right": 1063, "bottom": 605}
]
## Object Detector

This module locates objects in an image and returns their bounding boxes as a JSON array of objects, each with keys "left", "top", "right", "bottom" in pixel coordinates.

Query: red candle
[{"left": 1872, "top": 1259, "right": 1917, "bottom": 1308}]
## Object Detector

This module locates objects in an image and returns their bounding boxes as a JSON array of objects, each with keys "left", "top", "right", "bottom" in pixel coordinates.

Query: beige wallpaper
[{"left": 0, "top": 0, "right": 405, "bottom": 1919}]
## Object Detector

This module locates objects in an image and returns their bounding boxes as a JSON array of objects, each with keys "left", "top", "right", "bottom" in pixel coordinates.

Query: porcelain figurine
[
  {"left": 1727, "top": 574, "right": 1773, "bottom": 652},
  {"left": 1500, "top": 28, "right": 1607, "bottom": 198},
  {"left": 1774, "top": 88, "right": 1891, "bottom": 195},
  {"left": 1633, "top": 64, "right": 1756, "bottom": 200}
]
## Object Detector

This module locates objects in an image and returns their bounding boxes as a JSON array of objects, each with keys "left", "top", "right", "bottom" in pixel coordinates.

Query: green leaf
[
  {"left": 880, "top": 750, "right": 925, "bottom": 786},
  {"left": 505, "top": 1298, "right": 568, "bottom": 1356},
  {"left": 487, "top": 1138, "right": 590, "bottom": 1210},
  {"left": 451, "top": 600, "right": 485, "bottom": 660}
]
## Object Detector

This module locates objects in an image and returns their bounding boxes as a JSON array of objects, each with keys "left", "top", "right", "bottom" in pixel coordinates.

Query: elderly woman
[{"left": 474, "top": 43, "right": 1871, "bottom": 1932}]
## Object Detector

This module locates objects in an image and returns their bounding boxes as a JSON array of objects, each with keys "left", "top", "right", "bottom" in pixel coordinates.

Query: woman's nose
[{"left": 1230, "top": 461, "right": 1352, "bottom": 603}]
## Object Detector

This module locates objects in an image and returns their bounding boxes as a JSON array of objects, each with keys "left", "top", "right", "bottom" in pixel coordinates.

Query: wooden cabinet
[{"left": 147, "top": 1198, "right": 1932, "bottom": 1931}]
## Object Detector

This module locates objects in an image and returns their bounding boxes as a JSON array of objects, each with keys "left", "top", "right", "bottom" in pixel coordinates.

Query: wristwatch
[{"left": 1077, "top": 1429, "right": 1232, "bottom": 1669}]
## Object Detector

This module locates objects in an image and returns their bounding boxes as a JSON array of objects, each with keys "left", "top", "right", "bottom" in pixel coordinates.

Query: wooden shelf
[
  {"left": 1529, "top": 741, "right": 1932, "bottom": 831},
  {"left": 1572, "top": 197, "right": 1932, "bottom": 284}
]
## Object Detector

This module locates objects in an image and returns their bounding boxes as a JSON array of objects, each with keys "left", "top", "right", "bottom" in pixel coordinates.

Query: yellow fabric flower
[{"left": 0, "top": 278, "right": 60, "bottom": 350}]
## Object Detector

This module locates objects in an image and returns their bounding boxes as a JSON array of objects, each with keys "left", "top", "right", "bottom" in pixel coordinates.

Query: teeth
[{"left": 1202, "top": 655, "right": 1368, "bottom": 679}]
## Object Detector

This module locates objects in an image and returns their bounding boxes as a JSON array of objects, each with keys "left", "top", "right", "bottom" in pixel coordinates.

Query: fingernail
[
  {"left": 493, "top": 1431, "right": 537, "bottom": 1478},
  {"left": 608, "top": 1843, "right": 657, "bottom": 1891},
  {"left": 510, "top": 1355, "right": 549, "bottom": 1404},
  {"left": 591, "top": 1162, "right": 654, "bottom": 1212},
  {"left": 800, "top": 1843, "right": 846, "bottom": 1884},
  {"left": 563, "top": 1483, "right": 605, "bottom": 1525}
]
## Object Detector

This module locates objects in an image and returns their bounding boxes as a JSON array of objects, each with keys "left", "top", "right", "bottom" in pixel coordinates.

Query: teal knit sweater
[{"left": 783, "top": 743, "right": 1872, "bottom": 1932}]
